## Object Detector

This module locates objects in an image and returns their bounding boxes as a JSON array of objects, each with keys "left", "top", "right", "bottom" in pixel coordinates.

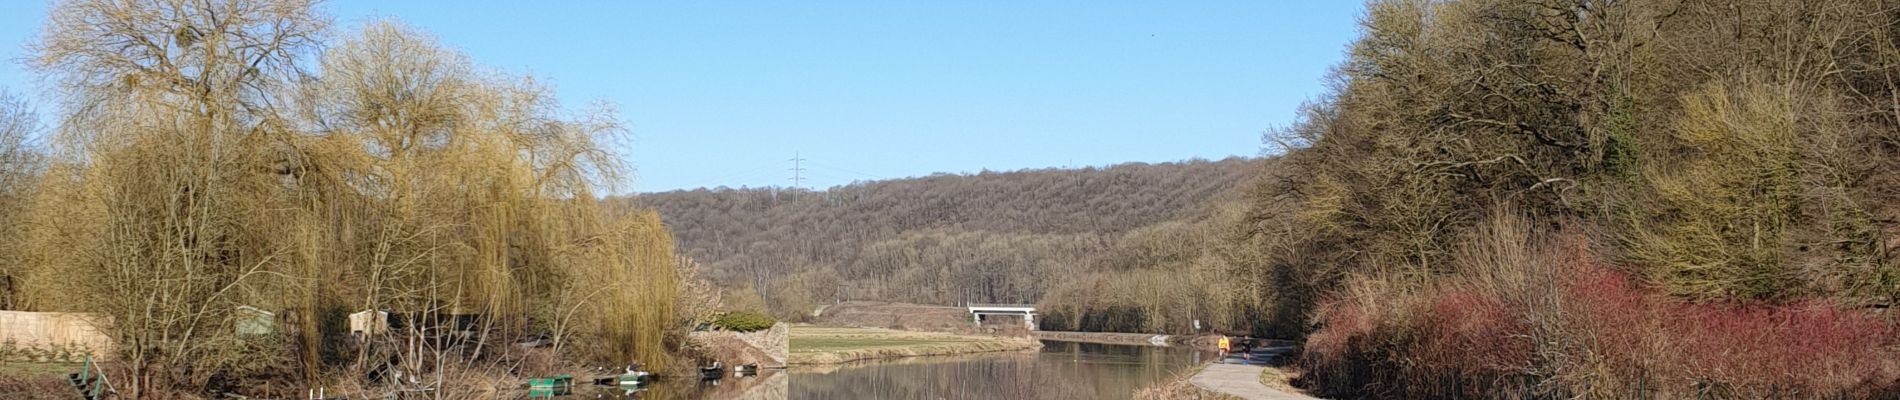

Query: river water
[{"left": 601, "top": 340, "right": 1209, "bottom": 400}]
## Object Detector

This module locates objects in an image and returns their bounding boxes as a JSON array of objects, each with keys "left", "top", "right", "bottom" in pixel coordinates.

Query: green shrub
[{"left": 711, "top": 311, "right": 776, "bottom": 332}]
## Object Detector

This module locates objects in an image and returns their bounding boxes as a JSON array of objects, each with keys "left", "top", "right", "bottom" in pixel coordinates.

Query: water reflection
[
  {"left": 788, "top": 340, "right": 1204, "bottom": 400},
  {"left": 583, "top": 369, "right": 787, "bottom": 400},
  {"left": 618, "top": 341, "right": 1202, "bottom": 400}
]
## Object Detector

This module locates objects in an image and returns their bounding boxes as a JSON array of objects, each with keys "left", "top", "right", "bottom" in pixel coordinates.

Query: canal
[{"left": 598, "top": 340, "right": 1210, "bottom": 399}]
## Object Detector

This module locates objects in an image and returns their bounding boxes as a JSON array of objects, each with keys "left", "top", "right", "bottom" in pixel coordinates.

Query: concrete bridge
[{"left": 967, "top": 303, "right": 1037, "bottom": 330}]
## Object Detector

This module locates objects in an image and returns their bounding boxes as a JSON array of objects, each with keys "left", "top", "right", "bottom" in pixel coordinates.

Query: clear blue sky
[{"left": 0, "top": 1, "right": 1364, "bottom": 193}]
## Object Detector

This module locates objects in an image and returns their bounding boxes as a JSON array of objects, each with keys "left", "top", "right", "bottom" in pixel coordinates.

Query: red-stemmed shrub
[
  {"left": 1297, "top": 243, "right": 1899, "bottom": 399},
  {"left": 1563, "top": 260, "right": 1898, "bottom": 398},
  {"left": 1297, "top": 285, "right": 1537, "bottom": 398},
  {"left": 1414, "top": 290, "right": 1531, "bottom": 375}
]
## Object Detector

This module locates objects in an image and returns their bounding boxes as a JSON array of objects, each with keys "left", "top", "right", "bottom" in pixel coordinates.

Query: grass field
[
  {"left": 0, "top": 361, "right": 82, "bottom": 377},
  {"left": 788, "top": 326, "right": 1039, "bottom": 364}
]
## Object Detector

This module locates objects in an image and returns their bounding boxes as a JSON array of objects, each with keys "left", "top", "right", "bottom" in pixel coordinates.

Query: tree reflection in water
[
  {"left": 611, "top": 341, "right": 1200, "bottom": 400},
  {"left": 789, "top": 341, "right": 1203, "bottom": 400}
]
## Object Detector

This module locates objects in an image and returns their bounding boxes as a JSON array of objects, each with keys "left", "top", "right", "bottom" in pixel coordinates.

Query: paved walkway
[{"left": 1189, "top": 346, "right": 1319, "bottom": 400}]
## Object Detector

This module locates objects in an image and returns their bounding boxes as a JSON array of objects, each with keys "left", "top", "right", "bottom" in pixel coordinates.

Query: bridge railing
[{"left": 966, "top": 303, "right": 1036, "bottom": 308}]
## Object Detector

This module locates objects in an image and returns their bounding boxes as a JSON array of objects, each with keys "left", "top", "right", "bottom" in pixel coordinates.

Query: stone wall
[
  {"left": 0, "top": 310, "right": 114, "bottom": 360},
  {"left": 688, "top": 323, "right": 789, "bottom": 368}
]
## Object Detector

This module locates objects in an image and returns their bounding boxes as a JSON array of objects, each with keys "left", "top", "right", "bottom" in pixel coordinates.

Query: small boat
[
  {"left": 616, "top": 371, "right": 651, "bottom": 387},
  {"left": 699, "top": 362, "right": 724, "bottom": 380},
  {"left": 591, "top": 373, "right": 649, "bottom": 386},
  {"left": 592, "top": 364, "right": 651, "bottom": 387},
  {"left": 732, "top": 363, "right": 760, "bottom": 377},
  {"left": 525, "top": 374, "right": 573, "bottom": 398}
]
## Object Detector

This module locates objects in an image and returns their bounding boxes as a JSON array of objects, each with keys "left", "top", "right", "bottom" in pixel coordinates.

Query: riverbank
[
  {"left": 787, "top": 326, "right": 1040, "bottom": 364},
  {"left": 1031, "top": 331, "right": 1283, "bottom": 350},
  {"left": 1033, "top": 331, "right": 1179, "bottom": 347}
]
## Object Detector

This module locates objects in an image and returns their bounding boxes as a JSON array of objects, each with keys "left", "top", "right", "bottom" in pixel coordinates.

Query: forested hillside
[
  {"left": 632, "top": 157, "right": 1257, "bottom": 324},
  {"left": 1234, "top": 0, "right": 1900, "bottom": 398}
]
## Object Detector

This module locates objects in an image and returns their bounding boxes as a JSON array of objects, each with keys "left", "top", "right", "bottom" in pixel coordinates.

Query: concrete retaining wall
[{"left": 0, "top": 310, "right": 114, "bottom": 359}]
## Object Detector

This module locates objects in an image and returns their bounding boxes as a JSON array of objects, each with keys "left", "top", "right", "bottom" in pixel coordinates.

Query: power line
[
  {"left": 673, "top": 155, "right": 886, "bottom": 191},
  {"left": 788, "top": 152, "right": 807, "bottom": 189}
]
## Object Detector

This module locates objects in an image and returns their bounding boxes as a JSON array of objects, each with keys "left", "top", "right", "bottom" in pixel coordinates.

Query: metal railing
[
  {"left": 965, "top": 303, "right": 1037, "bottom": 308},
  {"left": 71, "top": 355, "right": 115, "bottom": 400}
]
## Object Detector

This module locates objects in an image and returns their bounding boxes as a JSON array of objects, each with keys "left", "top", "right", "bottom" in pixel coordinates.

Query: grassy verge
[
  {"left": 1258, "top": 364, "right": 1305, "bottom": 395},
  {"left": 787, "top": 326, "right": 1039, "bottom": 365},
  {"left": 1134, "top": 365, "right": 1242, "bottom": 400},
  {"left": 0, "top": 361, "right": 83, "bottom": 377},
  {"left": 0, "top": 362, "right": 88, "bottom": 400}
]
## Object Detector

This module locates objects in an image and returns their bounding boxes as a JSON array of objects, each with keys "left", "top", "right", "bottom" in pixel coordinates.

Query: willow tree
[
  {"left": 19, "top": 0, "right": 687, "bottom": 396},
  {"left": 306, "top": 19, "right": 679, "bottom": 369}
]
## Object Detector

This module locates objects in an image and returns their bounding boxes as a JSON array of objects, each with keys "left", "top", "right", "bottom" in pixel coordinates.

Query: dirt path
[{"left": 1190, "top": 347, "right": 1320, "bottom": 400}]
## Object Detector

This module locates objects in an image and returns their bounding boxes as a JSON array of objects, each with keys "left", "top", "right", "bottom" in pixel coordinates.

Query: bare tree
[{"left": 0, "top": 89, "right": 46, "bottom": 311}]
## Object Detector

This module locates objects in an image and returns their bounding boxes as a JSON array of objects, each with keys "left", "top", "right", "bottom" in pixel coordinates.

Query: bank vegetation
[{"left": 1237, "top": 0, "right": 1900, "bottom": 398}]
